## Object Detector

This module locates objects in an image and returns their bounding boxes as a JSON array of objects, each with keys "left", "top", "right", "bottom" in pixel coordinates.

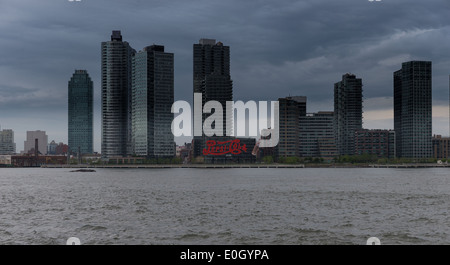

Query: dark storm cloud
[{"left": 1, "top": 0, "right": 450, "bottom": 151}]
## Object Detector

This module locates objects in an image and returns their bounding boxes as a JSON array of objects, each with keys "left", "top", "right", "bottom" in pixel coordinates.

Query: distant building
[
  {"left": 394, "top": 61, "right": 432, "bottom": 158},
  {"left": 24, "top": 131, "right": 48, "bottom": 155},
  {"left": 11, "top": 155, "right": 67, "bottom": 167},
  {"left": 354, "top": 129, "right": 396, "bottom": 158},
  {"left": 55, "top": 142, "right": 69, "bottom": 155},
  {"left": 177, "top": 143, "right": 192, "bottom": 162},
  {"left": 48, "top": 140, "right": 58, "bottom": 155},
  {"left": 334, "top": 73, "right": 363, "bottom": 156},
  {"left": 278, "top": 96, "right": 307, "bottom": 157},
  {"left": 101, "top": 30, "right": 135, "bottom": 158},
  {"left": 132, "top": 45, "right": 175, "bottom": 158},
  {"left": 0, "top": 155, "right": 12, "bottom": 165},
  {"left": 432, "top": 135, "right": 450, "bottom": 159},
  {"left": 0, "top": 128, "right": 16, "bottom": 155},
  {"left": 68, "top": 70, "right": 93, "bottom": 155},
  {"left": 299, "top": 111, "right": 337, "bottom": 160}
]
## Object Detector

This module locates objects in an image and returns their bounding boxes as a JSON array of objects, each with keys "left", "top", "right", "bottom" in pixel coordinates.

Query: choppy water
[{"left": 0, "top": 168, "right": 449, "bottom": 245}]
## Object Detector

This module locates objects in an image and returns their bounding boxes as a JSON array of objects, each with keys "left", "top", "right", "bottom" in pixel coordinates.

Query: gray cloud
[{"left": 1, "top": 0, "right": 450, "bottom": 152}]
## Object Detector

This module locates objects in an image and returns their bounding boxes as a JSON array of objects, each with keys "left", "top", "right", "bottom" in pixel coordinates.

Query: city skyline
[{"left": 1, "top": 0, "right": 450, "bottom": 152}]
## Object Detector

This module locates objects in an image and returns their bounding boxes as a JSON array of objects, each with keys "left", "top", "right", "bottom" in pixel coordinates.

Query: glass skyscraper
[
  {"left": 334, "top": 73, "right": 363, "bottom": 156},
  {"left": 101, "top": 31, "right": 135, "bottom": 158},
  {"left": 394, "top": 61, "right": 432, "bottom": 158},
  {"left": 68, "top": 70, "right": 93, "bottom": 155},
  {"left": 132, "top": 45, "right": 175, "bottom": 158}
]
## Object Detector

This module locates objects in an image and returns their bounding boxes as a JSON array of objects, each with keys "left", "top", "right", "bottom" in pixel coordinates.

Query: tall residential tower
[
  {"left": 101, "top": 30, "right": 135, "bottom": 158},
  {"left": 334, "top": 73, "right": 363, "bottom": 156},
  {"left": 394, "top": 61, "right": 432, "bottom": 158},
  {"left": 132, "top": 45, "right": 175, "bottom": 158}
]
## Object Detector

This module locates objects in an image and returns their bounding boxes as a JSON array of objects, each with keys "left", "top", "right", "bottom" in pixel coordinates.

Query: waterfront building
[
  {"left": 68, "top": 70, "right": 93, "bottom": 155},
  {"left": 394, "top": 61, "right": 432, "bottom": 158},
  {"left": 101, "top": 30, "right": 135, "bottom": 158},
  {"left": 299, "top": 111, "right": 337, "bottom": 160},
  {"left": 432, "top": 135, "right": 450, "bottom": 159},
  {"left": 131, "top": 45, "right": 175, "bottom": 158},
  {"left": 278, "top": 96, "right": 306, "bottom": 158},
  {"left": 354, "top": 129, "right": 396, "bottom": 158},
  {"left": 334, "top": 73, "right": 363, "bottom": 156}
]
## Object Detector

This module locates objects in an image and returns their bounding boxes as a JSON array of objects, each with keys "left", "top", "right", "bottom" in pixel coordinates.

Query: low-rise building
[
  {"left": 354, "top": 129, "right": 396, "bottom": 158},
  {"left": 432, "top": 135, "right": 450, "bottom": 159}
]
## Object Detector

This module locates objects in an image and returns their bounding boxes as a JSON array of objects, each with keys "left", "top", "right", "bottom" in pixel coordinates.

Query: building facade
[
  {"left": 299, "top": 111, "right": 337, "bottom": 160},
  {"left": 192, "top": 39, "right": 233, "bottom": 159},
  {"left": 354, "top": 129, "right": 396, "bottom": 158},
  {"left": 334, "top": 73, "right": 363, "bottom": 156},
  {"left": 132, "top": 45, "right": 175, "bottom": 158},
  {"left": 278, "top": 96, "right": 307, "bottom": 158},
  {"left": 394, "top": 61, "right": 432, "bottom": 158},
  {"left": 432, "top": 135, "right": 450, "bottom": 159},
  {"left": 68, "top": 70, "right": 93, "bottom": 155},
  {"left": 48, "top": 140, "right": 58, "bottom": 155},
  {"left": 101, "top": 30, "right": 135, "bottom": 158},
  {"left": 0, "top": 128, "right": 16, "bottom": 155},
  {"left": 24, "top": 130, "right": 48, "bottom": 155}
]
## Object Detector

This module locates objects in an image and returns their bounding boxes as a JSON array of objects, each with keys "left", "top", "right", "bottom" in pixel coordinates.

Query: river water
[{"left": 0, "top": 167, "right": 449, "bottom": 245}]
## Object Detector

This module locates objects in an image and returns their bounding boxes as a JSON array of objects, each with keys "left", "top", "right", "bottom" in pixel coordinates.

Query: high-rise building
[
  {"left": 278, "top": 96, "right": 307, "bottom": 158},
  {"left": 334, "top": 73, "right": 363, "bottom": 156},
  {"left": 394, "top": 61, "right": 432, "bottom": 158},
  {"left": 101, "top": 30, "right": 135, "bottom": 158},
  {"left": 68, "top": 70, "right": 93, "bottom": 155},
  {"left": 24, "top": 130, "right": 48, "bottom": 155},
  {"left": 299, "top": 111, "right": 337, "bottom": 159},
  {"left": 132, "top": 45, "right": 175, "bottom": 158},
  {"left": 0, "top": 128, "right": 16, "bottom": 155},
  {"left": 192, "top": 39, "right": 233, "bottom": 158}
]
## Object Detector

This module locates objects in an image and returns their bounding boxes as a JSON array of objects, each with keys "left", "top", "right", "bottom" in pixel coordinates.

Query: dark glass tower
[
  {"left": 132, "top": 45, "right": 175, "bottom": 158},
  {"left": 101, "top": 31, "right": 135, "bottom": 158},
  {"left": 334, "top": 73, "right": 363, "bottom": 156},
  {"left": 394, "top": 61, "right": 432, "bottom": 158},
  {"left": 192, "top": 39, "right": 233, "bottom": 157},
  {"left": 68, "top": 70, "right": 93, "bottom": 155}
]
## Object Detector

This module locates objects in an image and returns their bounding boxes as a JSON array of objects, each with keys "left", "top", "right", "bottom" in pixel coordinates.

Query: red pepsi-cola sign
[{"left": 203, "top": 139, "right": 247, "bottom": 156}]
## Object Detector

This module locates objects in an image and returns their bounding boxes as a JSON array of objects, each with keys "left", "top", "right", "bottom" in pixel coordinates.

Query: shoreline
[{"left": 35, "top": 163, "right": 450, "bottom": 169}]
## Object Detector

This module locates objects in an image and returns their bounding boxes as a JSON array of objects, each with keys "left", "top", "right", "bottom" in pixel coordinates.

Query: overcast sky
[{"left": 1, "top": 0, "right": 450, "bottom": 153}]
